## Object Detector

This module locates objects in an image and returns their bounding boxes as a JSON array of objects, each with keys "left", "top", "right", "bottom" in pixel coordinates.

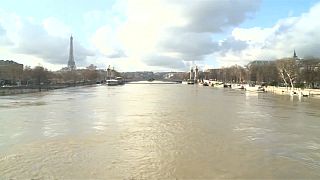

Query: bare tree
[
  {"left": 276, "top": 58, "right": 298, "bottom": 89},
  {"left": 83, "top": 64, "right": 98, "bottom": 81},
  {"left": 31, "top": 66, "right": 50, "bottom": 86},
  {"left": 246, "top": 61, "right": 278, "bottom": 85},
  {"left": 22, "top": 66, "right": 33, "bottom": 85}
]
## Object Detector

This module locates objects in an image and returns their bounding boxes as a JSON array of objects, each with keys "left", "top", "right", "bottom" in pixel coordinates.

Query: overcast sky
[{"left": 0, "top": 0, "right": 319, "bottom": 71}]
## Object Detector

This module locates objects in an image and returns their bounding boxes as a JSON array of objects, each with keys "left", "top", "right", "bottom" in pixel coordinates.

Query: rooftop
[{"left": 0, "top": 60, "right": 23, "bottom": 65}]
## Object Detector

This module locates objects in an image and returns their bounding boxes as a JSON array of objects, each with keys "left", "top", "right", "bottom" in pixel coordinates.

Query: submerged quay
[
  {"left": 0, "top": 82, "right": 97, "bottom": 96},
  {"left": 195, "top": 80, "right": 320, "bottom": 98},
  {"left": 265, "top": 86, "right": 320, "bottom": 97}
]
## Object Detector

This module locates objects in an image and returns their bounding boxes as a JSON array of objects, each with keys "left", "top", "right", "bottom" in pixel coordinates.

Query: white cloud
[
  {"left": 158, "top": 32, "right": 218, "bottom": 61},
  {"left": 91, "top": 25, "right": 116, "bottom": 55},
  {"left": 174, "top": 0, "right": 261, "bottom": 33},
  {"left": 0, "top": 10, "right": 94, "bottom": 69},
  {"left": 90, "top": 25, "right": 126, "bottom": 59},
  {"left": 117, "top": 0, "right": 186, "bottom": 56},
  {"left": 1, "top": 0, "right": 263, "bottom": 71},
  {"left": 232, "top": 27, "right": 273, "bottom": 43},
  {"left": 215, "top": 2, "right": 320, "bottom": 67},
  {"left": 43, "top": 17, "right": 71, "bottom": 38},
  {"left": 0, "top": 23, "right": 13, "bottom": 46},
  {"left": 14, "top": 19, "right": 94, "bottom": 66},
  {"left": 143, "top": 54, "right": 187, "bottom": 70},
  {"left": 10, "top": 0, "right": 320, "bottom": 71},
  {"left": 218, "top": 37, "right": 248, "bottom": 55},
  {"left": 89, "top": 0, "right": 261, "bottom": 70}
]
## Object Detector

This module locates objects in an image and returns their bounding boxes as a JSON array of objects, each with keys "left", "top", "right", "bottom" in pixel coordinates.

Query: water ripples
[{"left": 1, "top": 85, "right": 320, "bottom": 178}]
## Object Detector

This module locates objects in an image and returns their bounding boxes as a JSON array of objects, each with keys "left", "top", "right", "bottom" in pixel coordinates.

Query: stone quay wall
[{"left": 265, "top": 86, "right": 320, "bottom": 97}]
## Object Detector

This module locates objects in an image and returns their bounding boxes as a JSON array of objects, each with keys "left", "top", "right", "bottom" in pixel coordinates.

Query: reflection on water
[{"left": 0, "top": 85, "right": 320, "bottom": 178}]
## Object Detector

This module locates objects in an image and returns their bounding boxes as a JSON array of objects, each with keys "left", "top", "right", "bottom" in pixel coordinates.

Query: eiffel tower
[{"left": 67, "top": 35, "right": 76, "bottom": 70}]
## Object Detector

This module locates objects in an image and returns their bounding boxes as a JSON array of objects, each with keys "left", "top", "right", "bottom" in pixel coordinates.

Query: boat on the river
[
  {"left": 223, "top": 83, "right": 231, "bottom": 88},
  {"left": 106, "top": 77, "right": 125, "bottom": 86},
  {"left": 116, "top": 77, "right": 125, "bottom": 85},
  {"left": 106, "top": 79, "right": 119, "bottom": 86},
  {"left": 202, "top": 82, "right": 209, "bottom": 86},
  {"left": 244, "top": 84, "right": 265, "bottom": 92},
  {"left": 212, "top": 82, "right": 224, "bottom": 88},
  {"left": 232, "top": 84, "right": 245, "bottom": 90},
  {"left": 187, "top": 79, "right": 195, "bottom": 84}
]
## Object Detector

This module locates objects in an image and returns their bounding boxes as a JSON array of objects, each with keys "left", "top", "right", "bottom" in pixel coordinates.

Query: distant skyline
[{"left": 0, "top": 0, "right": 320, "bottom": 71}]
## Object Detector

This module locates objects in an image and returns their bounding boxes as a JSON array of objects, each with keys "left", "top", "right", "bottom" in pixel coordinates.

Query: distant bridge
[{"left": 125, "top": 80, "right": 182, "bottom": 84}]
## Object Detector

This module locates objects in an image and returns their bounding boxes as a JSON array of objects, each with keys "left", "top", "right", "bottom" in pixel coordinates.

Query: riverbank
[
  {"left": 0, "top": 82, "right": 97, "bottom": 96},
  {"left": 265, "top": 86, "right": 320, "bottom": 97},
  {"left": 200, "top": 81, "right": 320, "bottom": 98}
]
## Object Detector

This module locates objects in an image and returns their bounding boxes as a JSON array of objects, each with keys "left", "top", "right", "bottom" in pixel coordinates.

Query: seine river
[{"left": 1, "top": 83, "right": 320, "bottom": 179}]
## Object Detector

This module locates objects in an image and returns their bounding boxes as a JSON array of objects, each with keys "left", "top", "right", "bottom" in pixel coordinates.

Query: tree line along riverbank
[{"left": 0, "top": 81, "right": 97, "bottom": 96}]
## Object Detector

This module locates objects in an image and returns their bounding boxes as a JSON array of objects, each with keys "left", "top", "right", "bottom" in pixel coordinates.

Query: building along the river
[{"left": 0, "top": 60, "right": 23, "bottom": 86}]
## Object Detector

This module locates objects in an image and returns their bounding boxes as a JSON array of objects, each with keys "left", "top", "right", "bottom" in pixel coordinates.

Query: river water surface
[{"left": 1, "top": 84, "right": 320, "bottom": 179}]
